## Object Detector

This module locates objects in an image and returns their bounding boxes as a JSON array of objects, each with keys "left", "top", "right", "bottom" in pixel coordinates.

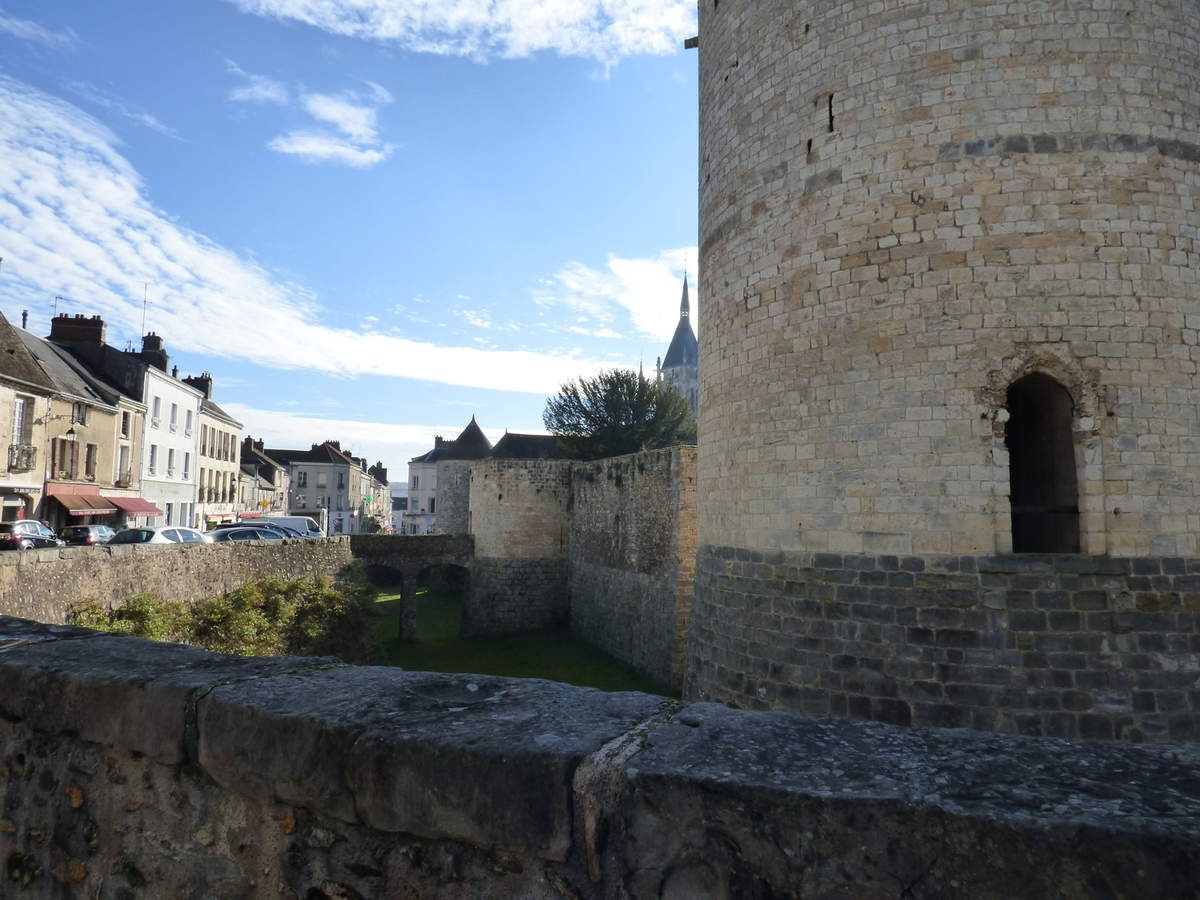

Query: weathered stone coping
[{"left": 0, "top": 616, "right": 1197, "bottom": 895}]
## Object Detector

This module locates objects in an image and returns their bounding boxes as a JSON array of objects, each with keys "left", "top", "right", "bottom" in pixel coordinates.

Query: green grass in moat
[{"left": 373, "top": 589, "right": 672, "bottom": 696}]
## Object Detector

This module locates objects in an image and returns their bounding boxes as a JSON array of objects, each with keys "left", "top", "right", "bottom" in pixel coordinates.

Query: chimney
[
  {"left": 139, "top": 332, "right": 169, "bottom": 372},
  {"left": 49, "top": 314, "right": 107, "bottom": 345},
  {"left": 171, "top": 365, "right": 179, "bottom": 379},
  {"left": 20, "top": 310, "right": 27, "bottom": 329},
  {"left": 183, "top": 373, "right": 213, "bottom": 399}
]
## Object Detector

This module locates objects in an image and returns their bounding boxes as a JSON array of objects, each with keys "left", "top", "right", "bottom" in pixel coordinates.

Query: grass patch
[{"left": 376, "top": 589, "right": 672, "bottom": 696}]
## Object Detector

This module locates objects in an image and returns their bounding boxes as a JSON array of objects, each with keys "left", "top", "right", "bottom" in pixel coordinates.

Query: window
[
  {"left": 84, "top": 443, "right": 97, "bottom": 480},
  {"left": 152, "top": 397, "right": 161, "bottom": 426},
  {"left": 317, "top": 472, "right": 328, "bottom": 489},
  {"left": 183, "top": 452, "right": 191, "bottom": 480},
  {"left": 117, "top": 445, "right": 131, "bottom": 483},
  {"left": 120, "top": 411, "right": 131, "bottom": 438},
  {"left": 11, "top": 396, "right": 32, "bottom": 445},
  {"left": 149, "top": 444, "right": 158, "bottom": 475},
  {"left": 297, "top": 470, "right": 308, "bottom": 488},
  {"left": 167, "top": 448, "right": 176, "bottom": 476},
  {"left": 54, "top": 438, "right": 79, "bottom": 479},
  {"left": 169, "top": 403, "right": 178, "bottom": 432},
  {"left": 411, "top": 475, "right": 418, "bottom": 490},
  {"left": 200, "top": 425, "right": 208, "bottom": 456},
  {"left": 71, "top": 402, "right": 89, "bottom": 426},
  {"left": 337, "top": 471, "right": 345, "bottom": 489},
  {"left": 1005, "top": 373, "right": 1080, "bottom": 553},
  {"left": 429, "top": 497, "right": 435, "bottom": 514},
  {"left": 185, "top": 410, "right": 193, "bottom": 436},
  {"left": 165, "top": 505, "right": 173, "bottom": 526}
]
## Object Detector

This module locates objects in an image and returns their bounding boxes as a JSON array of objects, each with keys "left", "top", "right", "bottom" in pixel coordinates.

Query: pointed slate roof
[
  {"left": 440, "top": 416, "right": 493, "bottom": 460},
  {"left": 662, "top": 274, "right": 698, "bottom": 369}
]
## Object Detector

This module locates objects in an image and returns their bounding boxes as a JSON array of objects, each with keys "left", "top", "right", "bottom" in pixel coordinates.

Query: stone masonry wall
[
  {"left": 435, "top": 460, "right": 472, "bottom": 535},
  {"left": 465, "top": 459, "right": 572, "bottom": 636},
  {"left": 0, "top": 538, "right": 354, "bottom": 623},
  {"left": 686, "top": 548, "right": 1200, "bottom": 742},
  {"left": 698, "top": 0, "right": 1200, "bottom": 557},
  {"left": 0, "top": 618, "right": 1196, "bottom": 898},
  {"left": 569, "top": 448, "right": 697, "bottom": 690}
]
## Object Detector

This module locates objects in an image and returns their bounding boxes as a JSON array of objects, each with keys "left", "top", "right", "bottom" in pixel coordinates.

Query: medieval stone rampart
[
  {"left": 464, "top": 459, "right": 573, "bottom": 636},
  {"left": 568, "top": 448, "right": 697, "bottom": 690},
  {"left": 691, "top": 0, "right": 1200, "bottom": 726},
  {"left": 699, "top": 0, "right": 1200, "bottom": 558},
  {"left": 0, "top": 538, "right": 355, "bottom": 623},
  {"left": 434, "top": 460, "right": 472, "bottom": 535},
  {"left": 0, "top": 618, "right": 1195, "bottom": 897}
]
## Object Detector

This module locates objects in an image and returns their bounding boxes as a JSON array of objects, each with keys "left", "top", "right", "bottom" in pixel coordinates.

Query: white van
[{"left": 252, "top": 515, "right": 324, "bottom": 538}]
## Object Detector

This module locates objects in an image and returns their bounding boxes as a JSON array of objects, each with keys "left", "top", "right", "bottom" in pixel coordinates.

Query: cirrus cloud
[
  {"left": 223, "top": 0, "right": 696, "bottom": 65},
  {"left": 0, "top": 74, "right": 613, "bottom": 395}
]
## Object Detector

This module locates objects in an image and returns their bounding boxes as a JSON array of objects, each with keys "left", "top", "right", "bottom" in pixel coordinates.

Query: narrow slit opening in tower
[
  {"left": 828, "top": 94, "right": 834, "bottom": 132},
  {"left": 1005, "top": 373, "right": 1080, "bottom": 553}
]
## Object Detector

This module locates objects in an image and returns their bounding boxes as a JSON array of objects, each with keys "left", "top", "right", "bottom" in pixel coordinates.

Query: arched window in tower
[{"left": 1005, "top": 373, "right": 1080, "bottom": 553}]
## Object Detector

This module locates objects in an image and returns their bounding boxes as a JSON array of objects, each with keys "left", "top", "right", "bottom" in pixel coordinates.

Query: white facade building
[{"left": 139, "top": 336, "right": 201, "bottom": 527}]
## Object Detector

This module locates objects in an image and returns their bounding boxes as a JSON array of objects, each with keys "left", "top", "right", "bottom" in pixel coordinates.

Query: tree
[{"left": 543, "top": 368, "right": 697, "bottom": 460}]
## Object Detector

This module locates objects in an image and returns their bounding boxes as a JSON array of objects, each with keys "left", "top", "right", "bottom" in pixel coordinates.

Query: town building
[
  {"left": 0, "top": 313, "right": 53, "bottom": 522},
  {"left": 15, "top": 329, "right": 146, "bottom": 531},
  {"left": 403, "top": 417, "right": 491, "bottom": 535},
  {"left": 264, "top": 440, "right": 386, "bottom": 535},
  {"left": 657, "top": 274, "right": 698, "bottom": 418},
  {"left": 47, "top": 316, "right": 197, "bottom": 527},
  {"left": 185, "top": 374, "right": 243, "bottom": 530},
  {"left": 238, "top": 436, "right": 290, "bottom": 520}
]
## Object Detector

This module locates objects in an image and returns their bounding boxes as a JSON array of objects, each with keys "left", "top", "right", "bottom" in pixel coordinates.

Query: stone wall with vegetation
[
  {"left": 465, "top": 459, "right": 572, "bottom": 636},
  {"left": 0, "top": 618, "right": 1194, "bottom": 898},
  {"left": 686, "top": 549, "right": 1200, "bottom": 742},
  {"left": 569, "top": 447, "right": 697, "bottom": 690},
  {"left": 0, "top": 538, "right": 354, "bottom": 624}
]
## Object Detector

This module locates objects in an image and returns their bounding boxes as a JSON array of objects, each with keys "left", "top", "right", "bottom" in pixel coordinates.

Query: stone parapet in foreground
[{"left": 0, "top": 617, "right": 1196, "bottom": 897}]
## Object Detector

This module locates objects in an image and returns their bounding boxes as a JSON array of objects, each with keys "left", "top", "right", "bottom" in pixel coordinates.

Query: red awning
[
  {"left": 47, "top": 483, "right": 101, "bottom": 497},
  {"left": 53, "top": 494, "right": 118, "bottom": 516},
  {"left": 239, "top": 512, "right": 261, "bottom": 519},
  {"left": 105, "top": 496, "right": 165, "bottom": 516}
]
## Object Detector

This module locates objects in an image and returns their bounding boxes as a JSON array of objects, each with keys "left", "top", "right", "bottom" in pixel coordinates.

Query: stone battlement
[{"left": 0, "top": 617, "right": 1196, "bottom": 896}]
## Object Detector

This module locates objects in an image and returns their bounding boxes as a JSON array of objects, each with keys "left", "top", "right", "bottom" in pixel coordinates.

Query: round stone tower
[{"left": 688, "top": 0, "right": 1200, "bottom": 741}]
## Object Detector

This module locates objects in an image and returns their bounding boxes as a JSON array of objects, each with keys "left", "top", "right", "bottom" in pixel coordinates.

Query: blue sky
[{"left": 0, "top": 0, "right": 698, "bottom": 475}]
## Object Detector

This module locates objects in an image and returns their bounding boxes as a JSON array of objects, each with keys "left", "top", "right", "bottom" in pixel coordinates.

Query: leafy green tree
[{"left": 543, "top": 368, "right": 696, "bottom": 459}]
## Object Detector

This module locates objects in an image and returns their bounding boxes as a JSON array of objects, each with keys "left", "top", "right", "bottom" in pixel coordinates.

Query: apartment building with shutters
[
  {"left": 184, "top": 373, "right": 243, "bottom": 530},
  {"left": 0, "top": 313, "right": 53, "bottom": 522}
]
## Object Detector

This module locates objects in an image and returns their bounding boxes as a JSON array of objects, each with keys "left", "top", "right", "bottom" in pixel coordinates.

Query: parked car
[
  {"left": 59, "top": 524, "right": 115, "bottom": 546},
  {"left": 208, "top": 521, "right": 299, "bottom": 537},
  {"left": 257, "top": 516, "right": 324, "bottom": 537},
  {"left": 108, "top": 527, "right": 212, "bottom": 545},
  {"left": 208, "top": 527, "right": 285, "bottom": 542},
  {"left": 0, "top": 521, "right": 66, "bottom": 550}
]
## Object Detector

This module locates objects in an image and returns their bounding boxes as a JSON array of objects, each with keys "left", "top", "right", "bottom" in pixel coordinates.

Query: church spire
[{"left": 680, "top": 272, "right": 690, "bottom": 319}]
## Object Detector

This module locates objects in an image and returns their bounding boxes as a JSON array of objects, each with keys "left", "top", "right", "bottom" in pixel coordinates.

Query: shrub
[{"left": 67, "top": 570, "right": 379, "bottom": 664}]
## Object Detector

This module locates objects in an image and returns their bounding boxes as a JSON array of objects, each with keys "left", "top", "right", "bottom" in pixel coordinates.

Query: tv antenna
[
  {"left": 141, "top": 283, "right": 153, "bottom": 335},
  {"left": 52, "top": 294, "right": 83, "bottom": 315}
]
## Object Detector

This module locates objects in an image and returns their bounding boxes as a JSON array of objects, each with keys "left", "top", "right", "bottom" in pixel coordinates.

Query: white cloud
[
  {"left": 267, "top": 130, "right": 389, "bottom": 167},
  {"left": 227, "top": 61, "right": 289, "bottom": 104},
  {"left": 223, "top": 0, "right": 696, "bottom": 66},
  {"left": 0, "top": 75, "right": 614, "bottom": 395},
  {"left": 536, "top": 246, "right": 696, "bottom": 342},
  {"left": 64, "top": 80, "right": 179, "bottom": 139},
  {"left": 234, "top": 76, "right": 394, "bottom": 168},
  {"left": 0, "top": 10, "right": 76, "bottom": 47}
]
